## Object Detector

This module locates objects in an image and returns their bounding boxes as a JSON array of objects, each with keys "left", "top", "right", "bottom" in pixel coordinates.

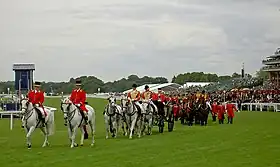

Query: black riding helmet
[{"left": 145, "top": 85, "right": 149, "bottom": 90}]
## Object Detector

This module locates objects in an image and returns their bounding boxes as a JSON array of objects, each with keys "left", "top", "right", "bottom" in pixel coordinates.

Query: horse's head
[
  {"left": 20, "top": 98, "right": 32, "bottom": 113},
  {"left": 60, "top": 97, "right": 73, "bottom": 119},
  {"left": 108, "top": 96, "right": 117, "bottom": 107}
]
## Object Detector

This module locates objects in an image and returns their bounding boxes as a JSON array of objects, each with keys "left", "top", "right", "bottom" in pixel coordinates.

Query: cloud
[{"left": 0, "top": 0, "right": 279, "bottom": 82}]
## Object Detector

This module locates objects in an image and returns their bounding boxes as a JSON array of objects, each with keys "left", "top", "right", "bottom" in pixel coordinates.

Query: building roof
[
  {"left": 13, "top": 64, "right": 35, "bottom": 70},
  {"left": 123, "top": 83, "right": 181, "bottom": 94}
]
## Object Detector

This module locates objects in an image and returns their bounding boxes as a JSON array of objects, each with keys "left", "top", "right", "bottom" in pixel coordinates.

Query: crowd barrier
[{"left": 0, "top": 106, "right": 57, "bottom": 130}]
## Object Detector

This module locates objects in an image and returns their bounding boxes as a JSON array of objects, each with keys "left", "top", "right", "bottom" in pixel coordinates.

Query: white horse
[
  {"left": 122, "top": 99, "right": 142, "bottom": 139},
  {"left": 104, "top": 96, "right": 126, "bottom": 139},
  {"left": 61, "top": 98, "right": 96, "bottom": 148},
  {"left": 21, "top": 98, "right": 55, "bottom": 149},
  {"left": 142, "top": 100, "right": 158, "bottom": 135}
]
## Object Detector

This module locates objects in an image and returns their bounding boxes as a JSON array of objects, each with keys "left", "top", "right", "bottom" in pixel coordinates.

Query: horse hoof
[
  {"left": 21, "top": 126, "right": 24, "bottom": 128},
  {"left": 105, "top": 136, "right": 108, "bottom": 139},
  {"left": 80, "top": 144, "right": 84, "bottom": 147},
  {"left": 129, "top": 136, "right": 132, "bottom": 139},
  {"left": 27, "top": 144, "right": 31, "bottom": 149},
  {"left": 90, "top": 143, "right": 94, "bottom": 147}
]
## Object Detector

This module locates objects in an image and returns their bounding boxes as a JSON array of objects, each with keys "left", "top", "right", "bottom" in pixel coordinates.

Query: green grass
[{"left": 0, "top": 98, "right": 280, "bottom": 167}]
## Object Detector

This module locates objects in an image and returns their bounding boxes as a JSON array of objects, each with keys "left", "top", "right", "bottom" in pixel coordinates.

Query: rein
[
  {"left": 21, "top": 101, "right": 40, "bottom": 127},
  {"left": 61, "top": 102, "right": 82, "bottom": 128}
]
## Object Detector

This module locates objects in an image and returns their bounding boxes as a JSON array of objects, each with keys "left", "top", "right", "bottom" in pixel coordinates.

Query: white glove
[
  {"left": 35, "top": 104, "right": 39, "bottom": 107},
  {"left": 77, "top": 104, "right": 81, "bottom": 107}
]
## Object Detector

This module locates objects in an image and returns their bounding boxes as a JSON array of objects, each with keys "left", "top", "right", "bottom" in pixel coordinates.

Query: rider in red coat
[
  {"left": 27, "top": 81, "right": 46, "bottom": 125},
  {"left": 70, "top": 80, "right": 88, "bottom": 124}
]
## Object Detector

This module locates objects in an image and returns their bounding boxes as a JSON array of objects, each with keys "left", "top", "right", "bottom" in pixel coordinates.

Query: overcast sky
[{"left": 0, "top": 0, "right": 279, "bottom": 82}]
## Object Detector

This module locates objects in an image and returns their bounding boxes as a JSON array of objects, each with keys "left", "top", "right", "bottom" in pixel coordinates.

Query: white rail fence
[
  {"left": 239, "top": 103, "right": 280, "bottom": 112},
  {"left": 0, "top": 106, "right": 57, "bottom": 130}
]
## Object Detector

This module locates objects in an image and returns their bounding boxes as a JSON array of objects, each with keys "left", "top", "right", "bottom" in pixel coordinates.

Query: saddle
[
  {"left": 133, "top": 104, "right": 142, "bottom": 114},
  {"left": 34, "top": 108, "right": 44, "bottom": 119}
]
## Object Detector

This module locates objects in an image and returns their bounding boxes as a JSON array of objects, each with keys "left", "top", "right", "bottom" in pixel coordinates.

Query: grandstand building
[{"left": 262, "top": 47, "right": 280, "bottom": 86}]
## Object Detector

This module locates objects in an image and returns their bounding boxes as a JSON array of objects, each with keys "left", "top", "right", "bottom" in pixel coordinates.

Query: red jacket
[
  {"left": 211, "top": 103, "right": 218, "bottom": 115},
  {"left": 217, "top": 105, "right": 225, "bottom": 120},
  {"left": 28, "top": 90, "right": 44, "bottom": 106},
  {"left": 157, "top": 93, "right": 166, "bottom": 103},
  {"left": 152, "top": 93, "right": 158, "bottom": 101},
  {"left": 70, "top": 89, "right": 88, "bottom": 111},
  {"left": 226, "top": 103, "right": 237, "bottom": 118}
]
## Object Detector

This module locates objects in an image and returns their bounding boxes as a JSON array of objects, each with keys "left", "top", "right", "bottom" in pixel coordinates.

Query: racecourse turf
[{"left": 0, "top": 98, "right": 280, "bottom": 167}]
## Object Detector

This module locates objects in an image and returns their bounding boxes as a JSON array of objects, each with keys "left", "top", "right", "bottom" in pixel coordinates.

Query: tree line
[{"left": 0, "top": 70, "right": 267, "bottom": 94}]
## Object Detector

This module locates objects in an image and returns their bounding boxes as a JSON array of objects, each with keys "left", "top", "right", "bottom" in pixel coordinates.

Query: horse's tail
[{"left": 47, "top": 111, "right": 55, "bottom": 136}]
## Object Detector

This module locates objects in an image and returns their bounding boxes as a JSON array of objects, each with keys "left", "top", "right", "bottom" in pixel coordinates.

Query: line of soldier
[{"left": 125, "top": 85, "right": 237, "bottom": 126}]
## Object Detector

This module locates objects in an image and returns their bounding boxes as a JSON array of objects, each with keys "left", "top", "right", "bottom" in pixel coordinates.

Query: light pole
[{"left": 7, "top": 88, "right": 10, "bottom": 95}]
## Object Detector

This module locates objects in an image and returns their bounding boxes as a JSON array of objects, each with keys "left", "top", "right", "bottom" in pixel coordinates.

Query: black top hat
[
  {"left": 75, "top": 80, "right": 82, "bottom": 85},
  {"left": 158, "top": 88, "right": 162, "bottom": 90},
  {"left": 145, "top": 85, "right": 149, "bottom": 89},
  {"left": 132, "top": 84, "right": 137, "bottom": 88},
  {"left": 34, "top": 81, "right": 41, "bottom": 86}
]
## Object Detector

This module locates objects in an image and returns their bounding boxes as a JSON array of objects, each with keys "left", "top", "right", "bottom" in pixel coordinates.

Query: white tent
[
  {"left": 183, "top": 82, "right": 213, "bottom": 88},
  {"left": 123, "top": 83, "right": 181, "bottom": 94}
]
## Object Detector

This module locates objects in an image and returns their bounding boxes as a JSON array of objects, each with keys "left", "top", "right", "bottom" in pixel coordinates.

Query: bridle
[
  {"left": 21, "top": 99, "right": 35, "bottom": 116},
  {"left": 61, "top": 102, "right": 78, "bottom": 123}
]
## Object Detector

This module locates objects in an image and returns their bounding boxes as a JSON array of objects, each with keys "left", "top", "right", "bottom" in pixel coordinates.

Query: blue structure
[{"left": 12, "top": 64, "right": 35, "bottom": 93}]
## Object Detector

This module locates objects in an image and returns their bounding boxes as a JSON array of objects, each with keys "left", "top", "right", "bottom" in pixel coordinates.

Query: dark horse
[{"left": 197, "top": 98, "right": 211, "bottom": 126}]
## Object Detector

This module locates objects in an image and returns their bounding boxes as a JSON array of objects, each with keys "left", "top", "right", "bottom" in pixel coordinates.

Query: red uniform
[
  {"left": 226, "top": 103, "right": 237, "bottom": 118},
  {"left": 27, "top": 90, "right": 46, "bottom": 115},
  {"left": 70, "top": 88, "right": 88, "bottom": 112},
  {"left": 157, "top": 92, "right": 166, "bottom": 103},
  {"left": 152, "top": 93, "right": 158, "bottom": 101},
  {"left": 211, "top": 103, "right": 218, "bottom": 116},
  {"left": 217, "top": 105, "right": 225, "bottom": 120},
  {"left": 127, "top": 89, "right": 141, "bottom": 101}
]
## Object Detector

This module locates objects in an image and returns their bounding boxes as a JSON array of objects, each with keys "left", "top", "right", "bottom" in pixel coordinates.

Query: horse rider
[
  {"left": 27, "top": 81, "right": 47, "bottom": 126},
  {"left": 141, "top": 85, "right": 157, "bottom": 112},
  {"left": 70, "top": 79, "right": 89, "bottom": 124},
  {"left": 156, "top": 88, "right": 166, "bottom": 116},
  {"left": 127, "top": 84, "right": 144, "bottom": 113}
]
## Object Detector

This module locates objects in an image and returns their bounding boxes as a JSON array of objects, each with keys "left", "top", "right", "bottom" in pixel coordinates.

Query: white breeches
[
  {"left": 35, "top": 107, "right": 45, "bottom": 117},
  {"left": 134, "top": 101, "right": 145, "bottom": 114}
]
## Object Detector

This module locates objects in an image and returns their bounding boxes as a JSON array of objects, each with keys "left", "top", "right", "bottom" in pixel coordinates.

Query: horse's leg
[
  {"left": 80, "top": 126, "right": 85, "bottom": 146},
  {"left": 129, "top": 115, "right": 137, "bottom": 139},
  {"left": 148, "top": 115, "right": 153, "bottom": 135},
  {"left": 105, "top": 117, "right": 109, "bottom": 139},
  {"left": 70, "top": 126, "right": 78, "bottom": 148},
  {"left": 138, "top": 115, "right": 143, "bottom": 138},
  {"left": 21, "top": 116, "right": 25, "bottom": 128},
  {"left": 89, "top": 121, "right": 95, "bottom": 146},
  {"left": 26, "top": 126, "right": 35, "bottom": 149},
  {"left": 40, "top": 127, "right": 49, "bottom": 147},
  {"left": 67, "top": 126, "right": 72, "bottom": 145},
  {"left": 113, "top": 118, "right": 118, "bottom": 138}
]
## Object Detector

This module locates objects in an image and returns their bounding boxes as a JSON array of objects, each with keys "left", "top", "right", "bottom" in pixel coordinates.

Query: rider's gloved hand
[
  {"left": 35, "top": 104, "right": 39, "bottom": 107},
  {"left": 77, "top": 104, "right": 81, "bottom": 107}
]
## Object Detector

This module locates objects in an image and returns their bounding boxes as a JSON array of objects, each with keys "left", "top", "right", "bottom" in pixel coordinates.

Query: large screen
[{"left": 15, "top": 70, "right": 31, "bottom": 91}]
